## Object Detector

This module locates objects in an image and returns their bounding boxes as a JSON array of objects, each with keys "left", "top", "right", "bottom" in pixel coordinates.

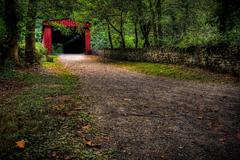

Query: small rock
[
  {"left": 124, "top": 98, "right": 131, "bottom": 101},
  {"left": 197, "top": 116, "right": 203, "bottom": 119},
  {"left": 64, "top": 155, "right": 71, "bottom": 160},
  {"left": 179, "top": 145, "right": 184, "bottom": 149}
]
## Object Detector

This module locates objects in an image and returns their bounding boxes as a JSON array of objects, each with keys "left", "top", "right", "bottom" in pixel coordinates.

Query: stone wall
[{"left": 100, "top": 47, "right": 240, "bottom": 77}]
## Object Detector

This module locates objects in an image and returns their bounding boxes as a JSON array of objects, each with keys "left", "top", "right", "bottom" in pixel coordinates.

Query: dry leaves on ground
[{"left": 16, "top": 140, "right": 26, "bottom": 149}]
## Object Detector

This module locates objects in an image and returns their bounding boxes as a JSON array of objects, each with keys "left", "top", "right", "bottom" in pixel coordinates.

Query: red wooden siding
[
  {"left": 85, "top": 28, "right": 91, "bottom": 54},
  {"left": 42, "top": 18, "right": 91, "bottom": 54},
  {"left": 42, "top": 26, "right": 52, "bottom": 54}
]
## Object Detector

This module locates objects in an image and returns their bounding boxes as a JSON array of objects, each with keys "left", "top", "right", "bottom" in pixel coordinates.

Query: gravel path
[{"left": 60, "top": 55, "right": 240, "bottom": 160}]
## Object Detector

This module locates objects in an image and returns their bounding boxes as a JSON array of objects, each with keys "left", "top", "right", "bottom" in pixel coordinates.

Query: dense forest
[{"left": 0, "top": 0, "right": 240, "bottom": 67}]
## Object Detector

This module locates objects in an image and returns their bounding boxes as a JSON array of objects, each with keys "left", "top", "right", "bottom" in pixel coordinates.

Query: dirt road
[{"left": 60, "top": 55, "right": 240, "bottom": 160}]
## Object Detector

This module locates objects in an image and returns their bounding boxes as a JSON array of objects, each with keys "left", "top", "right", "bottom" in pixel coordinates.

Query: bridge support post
[
  {"left": 85, "top": 25, "right": 91, "bottom": 54},
  {"left": 42, "top": 26, "right": 52, "bottom": 54}
]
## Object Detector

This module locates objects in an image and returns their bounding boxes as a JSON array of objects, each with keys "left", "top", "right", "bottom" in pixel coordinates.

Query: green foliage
[
  {"left": 178, "top": 24, "right": 220, "bottom": 47},
  {"left": 53, "top": 44, "right": 64, "bottom": 54},
  {"left": 35, "top": 21, "right": 43, "bottom": 42},
  {"left": 35, "top": 42, "right": 47, "bottom": 59},
  {"left": 225, "top": 22, "right": 240, "bottom": 46},
  {"left": 1, "top": 0, "right": 240, "bottom": 67},
  {"left": 2, "top": 59, "right": 16, "bottom": 69},
  {"left": 90, "top": 22, "right": 109, "bottom": 49},
  {"left": 0, "top": 64, "right": 77, "bottom": 158},
  {"left": 18, "top": 42, "right": 46, "bottom": 64},
  {"left": 50, "top": 22, "right": 72, "bottom": 36},
  {"left": 77, "top": 0, "right": 240, "bottom": 49},
  {"left": 79, "top": 112, "right": 93, "bottom": 123},
  {"left": 0, "top": 18, "right": 6, "bottom": 40}
]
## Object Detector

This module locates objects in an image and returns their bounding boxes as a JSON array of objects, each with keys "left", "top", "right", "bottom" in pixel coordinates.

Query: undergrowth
[{"left": 0, "top": 56, "right": 115, "bottom": 160}]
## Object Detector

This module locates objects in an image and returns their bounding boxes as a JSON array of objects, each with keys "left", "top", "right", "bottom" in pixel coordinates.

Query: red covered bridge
[{"left": 42, "top": 18, "right": 91, "bottom": 54}]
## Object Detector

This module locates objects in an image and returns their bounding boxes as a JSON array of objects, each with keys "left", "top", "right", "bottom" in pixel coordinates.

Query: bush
[
  {"left": 18, "top": 42, "right": 47, "bottom": 64},
  {"left": 35, "top": 42, "right": 47, "bottom": 60},
  {"left": 53, "top": 43, "right": 63, "bottom": 54},
  {"left": 0, "top": 18, "right": 6, "bottom": 40},
  {"left": 46, "top": 56, "right": 54, "bottom": 62}
]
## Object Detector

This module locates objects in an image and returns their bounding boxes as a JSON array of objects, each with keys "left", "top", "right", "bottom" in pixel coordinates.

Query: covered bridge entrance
[{"left": 42, "top": 18, "right": 91, "bottom": 54}]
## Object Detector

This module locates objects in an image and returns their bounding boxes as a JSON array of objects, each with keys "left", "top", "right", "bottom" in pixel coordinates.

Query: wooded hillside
[{"left": 0, "top": 0, "right": 239, "bottom": 67}]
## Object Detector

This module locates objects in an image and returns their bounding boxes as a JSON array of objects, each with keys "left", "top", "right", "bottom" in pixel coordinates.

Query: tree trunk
[
  {"left": 107, "top": 23, "right": 113, "bottom": 49},
  {"left": 156, "top": 0, "right": 162, "bottom": 46},
  {"left": 134, "top": 22, "right": 138, "bottom": 48},
  {"left": 25, "top": 0, "right": 38, "bottom": 66},
  {"left": 106, "top": 11, "right": 126, "bottom": 49},
  {"left": 149, "top": 0, "right": 158, "bottom": 46},
  {"left": 120, "top": 32, "right": 125, "bottom": 48},
  {"left": 140, "top": 22, "right": 151, "bottom": 48},
  {"left": 3, "top": 0, "right": 20, "bottom": 66},
  {"left": 120, "top": 11, "right": 126, "bottom": 48},
  {"left": 193, "top": 46, "right": 200, "bottom": 65},
  {"left": 9, "top": 38, "right": 19, "bottom": 64},
  {"left": 182, "top": 0, "right": 189, "bottom": 36},
  {"left": 143, "top": 37, "right": 150, "bottom": 48},
  {"left": 170, "top": 12, "right": 178, "bottom": 41},
  {"left": 216, "top": 0, "right": 240, "bottom": 44},
  {"left": 0, "top": 45, "right": 7, "bottom": 66}
]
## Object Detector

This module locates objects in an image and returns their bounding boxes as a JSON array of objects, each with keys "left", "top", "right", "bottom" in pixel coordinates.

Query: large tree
[
  {"left": 25, "top": 0, "right": 38, "bottom": 66},
  {"left": 2, "top": 0, "right": 20, "bottom": 66}
]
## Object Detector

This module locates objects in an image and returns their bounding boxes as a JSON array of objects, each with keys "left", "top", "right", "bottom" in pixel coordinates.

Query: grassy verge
[
  {"left": 108, "top": 61, "right": 237, "bottom": 83},
  {"left": 0, "top": 56, "right": 114, "bottom": 160}
]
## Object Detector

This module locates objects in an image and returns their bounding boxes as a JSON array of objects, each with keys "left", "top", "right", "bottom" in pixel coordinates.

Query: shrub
[
  {"left": 46, "top": 56, "right": 54, "bottom": 62},
  {"left": 53, "top": 43, "right": 63, "bottom": 54},
  {"left": 35, "top": 42, "right": 47, "bottom": 60},
  {"left": 0, "top": 18, "right": 6, "bottom": 40},
  {"left": 18, "top": 42, "right": 47, "bottom": 64}
]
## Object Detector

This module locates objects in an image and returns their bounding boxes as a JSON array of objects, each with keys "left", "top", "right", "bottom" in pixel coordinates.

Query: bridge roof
[{"left": 43, "top": 18, "right": 90, "bottom": 28}]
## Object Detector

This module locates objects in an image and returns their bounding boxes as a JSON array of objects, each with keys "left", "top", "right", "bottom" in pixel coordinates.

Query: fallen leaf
[
  {"left": 76, "top": 130, "right": 83, "bottom": 135},
  {"left": 219, "top": 138, "right": 225, "bottom": 144},
  {"left": 45, "top": 96, "right": 53, "bottom": 100},
  {"left": 62, "top": 125, "right": 68, "bottom": 129},
  {"left": 52, "top": 104, "right": 65, "bottom": 110},
  {"left": 84, "top": 139, "right": 93, "bottom": 146},
  {"left": 52, "top": 152, "right": 57, "bottom": 157},
  {"left": 237, "top": 133, "right": 240, "bottom": 140},
  {"left": 75, "top": 106, "right": 83, "bottom": 110},
  {"left": 64, "top": 155, "right": 71, "bottom": 160},
  {"left": 83, "top": 139, "right": 101, "bottom": 148},
  {"left": 145, "top": 118, "right": 150, "bottom": 122},
  {"left": 59, "top": 95, "right": 71, "bottom": 102},
  {"left": 82, "top": 124, "right": 91, "bottom": 130},
  {"left": 16, "top": 140, "right": 25, "bottom": 149},
  {"left": 96, "top": 135, "right": 111, "bottom": 142}
]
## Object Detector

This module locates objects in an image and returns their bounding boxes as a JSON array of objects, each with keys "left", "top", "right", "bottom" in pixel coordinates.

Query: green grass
[
  {"left": 110, "top": 61, "right": 236, "bottom": 83},
  {"left": 0, "top": 57, "right": 115, "bottom": 160}
]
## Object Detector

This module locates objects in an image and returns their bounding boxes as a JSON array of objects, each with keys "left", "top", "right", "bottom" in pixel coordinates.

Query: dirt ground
[{"left": 60, "top": 55, "right": 240, "bottom": 160}]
